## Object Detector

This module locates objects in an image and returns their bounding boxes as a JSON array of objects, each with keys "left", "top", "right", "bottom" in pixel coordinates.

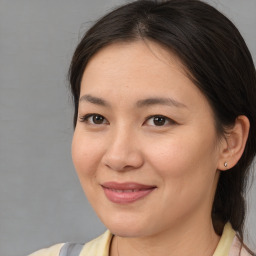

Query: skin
[{"left": 71, "top": 41, "right": 249, "bottom": 256}]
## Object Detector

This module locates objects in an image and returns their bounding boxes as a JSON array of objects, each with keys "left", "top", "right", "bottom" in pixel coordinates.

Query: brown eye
[
  {"left": 79, "top": 114, "right": 108, "bottom": 125},
  {"left": 145, "top": 115, "right": 175, "bottom": 127},
  {"left": 153, "top": 116, "right": 166, "bottom": 126},
  {"left": 92, "top": 115, "right": 105, "bottom": 124}
]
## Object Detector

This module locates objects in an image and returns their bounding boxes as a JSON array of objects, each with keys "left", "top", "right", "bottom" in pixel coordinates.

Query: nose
[{"left": 102, "top": 128, "right": 144, "bottom": 172}]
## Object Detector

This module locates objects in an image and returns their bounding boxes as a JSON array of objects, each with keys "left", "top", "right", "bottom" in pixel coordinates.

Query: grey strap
[{"left": 59, "top": 243, "right": 84, "bottom": 256}]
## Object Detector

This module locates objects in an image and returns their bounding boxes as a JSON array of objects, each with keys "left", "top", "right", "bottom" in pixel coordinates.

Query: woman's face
[{"left": 72, "top": 41, "right": 223, "bottom": 237}]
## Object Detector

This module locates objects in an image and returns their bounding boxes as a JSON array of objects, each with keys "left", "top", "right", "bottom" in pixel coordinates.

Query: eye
[
  {"left": 145, "top": 115, "right": 175, "bottom": 126},
  {"left": 79, "top": 114, "right": 108, "bottom": 125}
]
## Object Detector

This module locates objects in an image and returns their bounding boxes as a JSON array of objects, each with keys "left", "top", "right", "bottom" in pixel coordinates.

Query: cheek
[
  {"left": 146, "top": 137, "right": 218, "bottom": 221},
  {"left": 145, "top": 130, "right": 219, "bottom": 191},
  {"left": 145, "top": 137, "right": 204, "bottom": 176},
  {"left": 71, "top": 130, "right": 101, "bottom": 179},
  {"left": 71, "top": 131, "right": 106, "bottom": 206}
]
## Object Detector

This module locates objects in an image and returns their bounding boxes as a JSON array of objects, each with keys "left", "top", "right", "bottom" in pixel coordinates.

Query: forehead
[
  {"left": 81, "top": 40, "right": 192, "bottom": 95},
  {"left": 83, "top": 40, "right": 187, "bottom": 77}
]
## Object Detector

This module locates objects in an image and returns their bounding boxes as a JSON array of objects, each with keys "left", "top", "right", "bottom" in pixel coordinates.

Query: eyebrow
[
  {"left": 136, "top": 97, "right": 187, "bottom": 108},
  {"left": 79, "top": 94, "right": 110, "bottom": 107},
  {"left": 79, "top": 94, "right": 187, "bottom": 109}
]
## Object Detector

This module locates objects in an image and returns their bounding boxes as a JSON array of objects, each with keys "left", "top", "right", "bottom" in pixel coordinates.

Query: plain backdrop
[{"left": 0, "top": 1, "right": 255, "bottom": 255}]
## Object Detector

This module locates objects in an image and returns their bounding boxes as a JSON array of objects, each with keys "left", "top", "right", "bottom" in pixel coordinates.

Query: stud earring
[{"left": 224, "top": 162, "right": 228, "bottom": 167}]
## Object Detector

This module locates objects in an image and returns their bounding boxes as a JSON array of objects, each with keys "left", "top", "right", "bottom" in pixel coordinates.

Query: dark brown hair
[{"left": 69, "top": 0, "right": 256, "bottom": 249}]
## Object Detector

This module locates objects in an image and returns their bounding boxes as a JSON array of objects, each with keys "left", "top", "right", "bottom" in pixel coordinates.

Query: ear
[{"left": 217, "top": 115, "right": 250, "bottom": 171}]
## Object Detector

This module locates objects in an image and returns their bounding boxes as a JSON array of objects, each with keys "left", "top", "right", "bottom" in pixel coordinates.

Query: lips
[{"left": 101, "top": 182, "right": 156, "bottom": 204}]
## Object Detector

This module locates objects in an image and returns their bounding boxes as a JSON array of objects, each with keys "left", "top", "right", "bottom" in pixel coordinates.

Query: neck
[{"left": 110, "top": 218, "right": 220, "bottom": 256}]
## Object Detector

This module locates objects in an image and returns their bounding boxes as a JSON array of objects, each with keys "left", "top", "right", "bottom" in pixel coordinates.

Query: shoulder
[
  {"left": 214, "top": 223, "right": 254, "bottom": 256},
  {"left": 79, "top": 230, "right": 113, "bottom": 255},
  {"left": 28, "top": 243, "right": 64, "bottom": 256},
  {"left": 28, "top": 230, "right": 112, "bottom": 256},
  {"left": 229, "top": 236, "right": 254, "bottom": 256}
]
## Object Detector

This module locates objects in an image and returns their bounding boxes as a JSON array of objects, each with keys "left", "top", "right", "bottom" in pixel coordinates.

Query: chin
[
  {"left": 100, "top": 214, "right": 148, "bottom": 237},
  {"left": 108, "top": 225, "right": 146, "bottom": 238}
]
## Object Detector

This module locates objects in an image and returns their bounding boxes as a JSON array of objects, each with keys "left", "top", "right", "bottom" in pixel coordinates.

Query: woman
[{"left": 30, "top": 0, "right": 256, "bottom": 255}]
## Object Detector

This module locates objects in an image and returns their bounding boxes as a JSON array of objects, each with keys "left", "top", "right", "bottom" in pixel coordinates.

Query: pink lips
[{"left": 101, "top": 182, "right": 156, "bottom": 204}]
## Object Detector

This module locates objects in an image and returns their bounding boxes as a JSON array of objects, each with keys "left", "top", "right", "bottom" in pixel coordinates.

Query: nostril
[{"left": 102, "top": 149, "right": 144, "bottom": 172}]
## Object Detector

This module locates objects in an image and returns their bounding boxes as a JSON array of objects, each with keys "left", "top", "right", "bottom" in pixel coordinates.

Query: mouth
[{"left": 101, "top": 182, "right": 157, "bottom": 204}]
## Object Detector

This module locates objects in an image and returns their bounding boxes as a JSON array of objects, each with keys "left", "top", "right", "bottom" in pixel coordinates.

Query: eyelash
[
  {"left": 79, "top": 113, "right": 109, "bottom": 125},
  {"left": 78, "top": 113, "right": 176, "bottom": 127},
  {"left": 144, "top": 115, "right": 176, "bottom": 126}
]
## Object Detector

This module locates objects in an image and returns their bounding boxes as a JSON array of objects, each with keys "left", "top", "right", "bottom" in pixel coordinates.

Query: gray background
[{"left": 0, "top": 1, "right": 255, "bottom": 255}]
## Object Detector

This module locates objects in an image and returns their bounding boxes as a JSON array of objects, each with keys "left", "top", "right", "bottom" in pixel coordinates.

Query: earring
[{"left": 224, "top": 162, "right": 228, "bottom": 167}]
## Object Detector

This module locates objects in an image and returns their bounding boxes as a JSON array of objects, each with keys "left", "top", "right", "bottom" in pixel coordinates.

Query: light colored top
[{"left": 29, "top": 223, "right": 251, "bottom": 256}]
